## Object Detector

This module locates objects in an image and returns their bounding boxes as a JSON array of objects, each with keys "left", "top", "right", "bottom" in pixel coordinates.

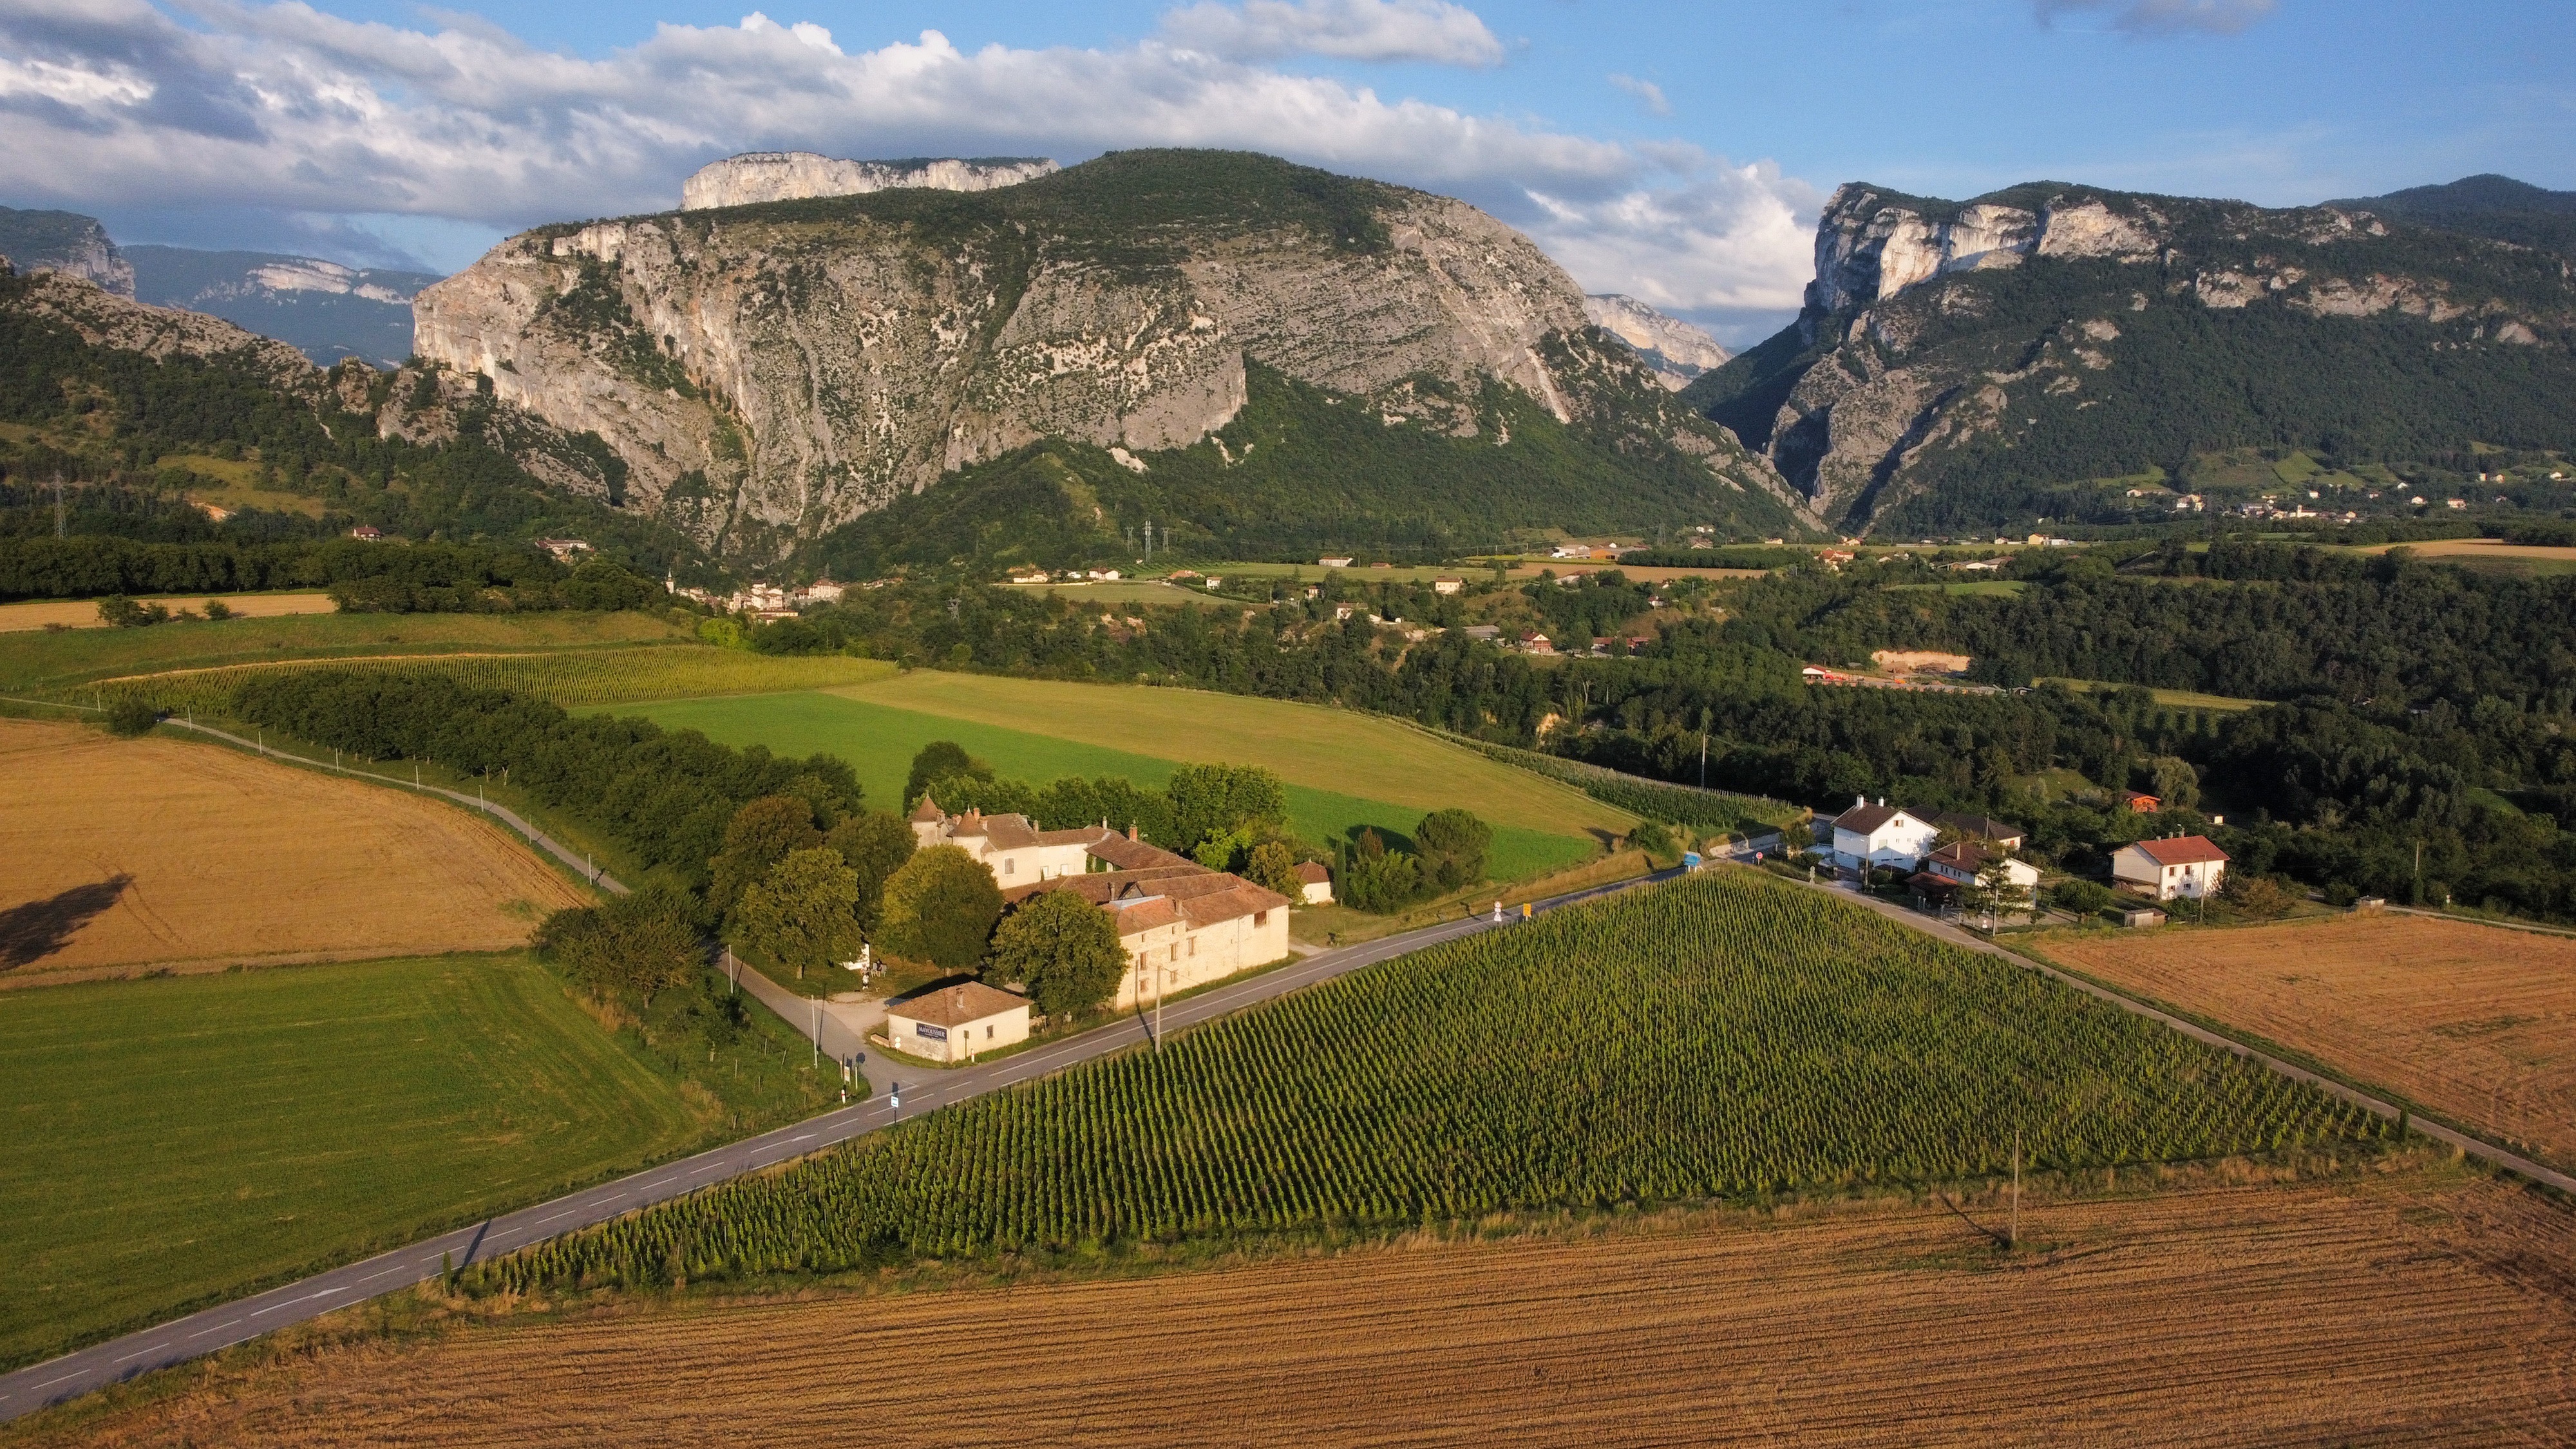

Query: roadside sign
[{"left": 1683, "top": 851, "right": 1703, "bottom": 870}]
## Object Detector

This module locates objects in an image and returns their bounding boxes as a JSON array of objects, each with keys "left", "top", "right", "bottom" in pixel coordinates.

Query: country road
[{"left": 0, "top": 863, "right": 1681, "bottom": 1424}]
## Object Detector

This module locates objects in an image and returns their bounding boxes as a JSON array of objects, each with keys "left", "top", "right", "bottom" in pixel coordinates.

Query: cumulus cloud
[
  {"left": 0, "top": 1, "right": 1814, "bottom": 310},
  {"left": 2034, "top": 0, "right": 2277, "bottom": 36},
  {"left": 1160, "top": 0, "right": 1504, "bottom": 66},
  {"left": 1607, "top": 73, "right": 1670, "bottom": 117}
]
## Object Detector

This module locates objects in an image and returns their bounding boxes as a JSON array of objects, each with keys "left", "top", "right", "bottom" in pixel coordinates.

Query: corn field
[
  {"left": 468, "top": 874, "right": 2384, "bottom": 1295},
  {"left": 77, "top": 647, "right": 886, "bottom": 716}
]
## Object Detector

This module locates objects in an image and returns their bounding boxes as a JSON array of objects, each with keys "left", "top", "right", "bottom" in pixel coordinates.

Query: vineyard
[
  {"left": 76, "top": 647, "right": 893, "bottom": 715},
  {"left": 1426, "top": 725, "right": 1806, "bottom": 835},
  {"left": 469, "top": 874, "right": 2383, "bottom": 1296}
]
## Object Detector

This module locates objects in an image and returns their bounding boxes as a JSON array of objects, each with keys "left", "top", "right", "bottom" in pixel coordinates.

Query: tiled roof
[
  {"left": 888, "top": 981, "right": 1028, "bottom": 1028},
  {"left": 1836, "top": 804, "right": 1908, "bottom": 835},
  {"left": 1926, "top": 841, "right": 1997, "bottom": 871},
  {"left": 909, "top": 795, "right": 944, "bottom": 823},
  {"left": 1930, "top": 812, "right": 2023, "bottom": 842},
  {"left": 1109, "top": 898, "right": 1182, "bottom": 935},
  {"left": 2127, "top": 835, "right": 2229, "bottom": 866},
  {"left": 1294, "top": 862, "right": 1331, "bottom": 883},
  {"left": 1177, "top": 882, "right": 1289, "bottom": 926},
  {"left": 1087, "top": 834, "right": 1195, "bottom": 872}
]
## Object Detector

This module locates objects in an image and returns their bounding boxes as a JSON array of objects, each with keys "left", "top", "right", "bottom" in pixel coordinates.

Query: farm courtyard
[
  {"left": 24, "top": 1166, "right": 2571, "bottom": 1446},
  {"left": 2040, "top": 914, "right": 2576, "bottom": 1173},
  {"left": 0, "top": 719, "right": 583, "bottom": 983}
]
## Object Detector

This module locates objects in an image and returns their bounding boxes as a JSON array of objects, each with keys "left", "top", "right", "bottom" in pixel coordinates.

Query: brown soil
[
  {"left": 27, "top": 1170, "right": 2575, "bottom": 1446},
  {"left": 0, "top": 719, "right": 583, "bottom": 981},
  {"left": 0, "top": 593, "right": 335, "bottom": 633},
  {"left": 2043, "top": 914, "right": 2576, "bottom": 1170}
]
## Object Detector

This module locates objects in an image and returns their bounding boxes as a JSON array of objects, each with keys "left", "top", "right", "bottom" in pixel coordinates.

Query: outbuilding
[
  {"left": 886, "top": 981, "right": 1031, "bottom": 1063},
  {"left": 1294, "top": 860, "right": 1333, "bottom": 905}
]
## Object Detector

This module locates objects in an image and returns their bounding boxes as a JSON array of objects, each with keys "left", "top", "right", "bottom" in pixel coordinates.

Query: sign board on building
[{"left": 913, "top": 1023, "right": 949, "bottom": 1042}]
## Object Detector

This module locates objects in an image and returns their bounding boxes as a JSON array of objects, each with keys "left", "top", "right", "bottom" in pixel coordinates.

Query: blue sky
[{"left": 5, "top": 0, "right": 2571, "bottom": 342}]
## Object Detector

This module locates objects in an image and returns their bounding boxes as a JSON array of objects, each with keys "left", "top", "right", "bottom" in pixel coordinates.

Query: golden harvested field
[
  {"left": 0, "top": 720, "right": 583, "bottom": 983},
  {"left": 28, "top": 1170, "right": 2574, "bottom": 1446},
  {"left": 0, "top": 593, "right": 336, "bottom": 634},
  {"left": 2043, "top": 914, "right": 2576, "bottom": 1171}
]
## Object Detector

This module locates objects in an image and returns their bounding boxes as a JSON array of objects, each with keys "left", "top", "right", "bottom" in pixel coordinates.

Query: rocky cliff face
[
  {"left": 1582, "top": 294, "right": 1729, "bottom": 390},
  {"left": 1690, "top": 180, "right": 2576, "bottom": 532},
  {"left": 681, "top": 153, "right": 1059, "bottom": 210},
  {"left": 417, "top": 151, "right": 1799, "bottom": 554},
  {"left": 12, "top": 269, "right": 310, "bottom": 384},
  {"left": 0, "top": 207, "right": 135, "bottom": 298}
]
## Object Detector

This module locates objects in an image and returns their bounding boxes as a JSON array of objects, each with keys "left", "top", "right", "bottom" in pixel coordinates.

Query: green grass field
[
  {"left": 90, "top": 646, "right": 896, "bottom": 715},
  {"left": 2045, "top": 677, "right": 2262, "bottom": 712},
  {"left": 471, "top": 873, "right": 2387, "bottom": 1297},
  {"left": 0, "top": 954, "right": 806, "bottom": 1369},
  {"left": 832, "top": 671, "right": 1629, "bottom": 839},
  {"left": 0, "top": 609, "right": 688, "bottom": 698},
  {"left": 608, "top": 690, "right": 1603, "bottom": 884}
]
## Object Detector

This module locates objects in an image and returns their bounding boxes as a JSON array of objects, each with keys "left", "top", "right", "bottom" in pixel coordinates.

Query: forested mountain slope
[
  {"left": 1687, "top": 180, "right": 2576, "bottom": 535},
  {"left": 417, "top": 149, "right": 1814, "bottom": 560}
]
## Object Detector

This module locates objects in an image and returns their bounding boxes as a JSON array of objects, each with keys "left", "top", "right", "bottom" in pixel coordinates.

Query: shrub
[
  {"left": 1413, "top": 809, "right": 1492, "bottom": 891},
  {"left": 1245, "top": 840, "right": 1306, "bottom": 898},
  {"left": 2049, "top": 879, "right": 2116, "bottom": 916},
  {"left": 2222, "top": 873, "right": 2296, "bottom": 918},
  {"left": 104, "top": 695, "right": 160, "bottom": 736}
]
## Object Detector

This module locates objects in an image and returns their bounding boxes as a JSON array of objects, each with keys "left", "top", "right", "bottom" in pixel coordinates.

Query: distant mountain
[
  {"left": 1687, "top": 180, "right": 2576, "bottom": 534},
  {"left": 127, "top": 246, "right": 440, "bottom": 368},
  {"left": 1582, "top": 295, "right": 1730, "bottom": 390},
  {"left": 417, "top": 149, "right": 1814, "bottom": 561},
  {"left": 681, "top": 153, "right": 1061, "bottom": 210},
  {"left": 0, "top": 206, "right": 133, "bottom": 296},
  {"left": 2332, "top": 174, "right": 2576, "bottom": 258}
]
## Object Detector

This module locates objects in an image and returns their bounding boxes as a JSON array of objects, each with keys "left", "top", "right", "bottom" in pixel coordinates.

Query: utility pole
[
  {"left": 1153, "top": 958, "right": 1165, "bottom": 1051},
  {"left": 52, "top": 475, "right": 65, "bottom": 538}
]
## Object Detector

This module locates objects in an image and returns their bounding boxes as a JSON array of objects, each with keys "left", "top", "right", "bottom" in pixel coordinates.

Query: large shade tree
[
  {"left": 733, "top": 847, "right": 863, "bottom": 980},
  {"left": 877, "top": 844, "right": 1005, "bottom": 972},
  {"left": 985, "top": 888, "right": 1127, "bottom": 1019}
]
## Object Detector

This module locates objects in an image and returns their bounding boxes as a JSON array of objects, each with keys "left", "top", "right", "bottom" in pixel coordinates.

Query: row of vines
[
  {"left": 466, "top": 873, "right": 2384, "bottom": 1296},
  {"left": 77, "top": 646, "right": 887, "bottom": 716}
]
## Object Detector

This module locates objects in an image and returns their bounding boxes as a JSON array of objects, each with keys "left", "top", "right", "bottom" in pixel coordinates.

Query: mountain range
[{"left": 1689, "top": 176, "right": 2576, "bottom": 534}]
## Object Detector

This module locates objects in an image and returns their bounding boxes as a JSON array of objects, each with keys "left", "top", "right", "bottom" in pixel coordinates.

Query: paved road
[
  {"left": 163, "top": 717, "right": 629, "bottom": 892},
  {"left": 0, "top": 866, "right": 1678, "bottom": 1423}
]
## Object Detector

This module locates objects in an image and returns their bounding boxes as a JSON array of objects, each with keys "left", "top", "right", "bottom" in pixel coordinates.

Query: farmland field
[
  {"left": 830, "top": 670, "right": 1630, "bottom": 838},
  {"left": 0, "top": 954, "right": 710, "bottom": 1370},
  {"left": 0, "top": 592, "right": 337, "bottom": 634},
  {"left": 0, "top": 719, "right": 583, "bottom": 982},
  {"left": 2038, "top": 914, "right": 2576, "bottom": 1171},
  {"left": 37, "top": 1170, "right": 2571, "bottom": 1446},
  {"left": 0, "top": 609, "right": 685, "bottom": 699},
  {"left": 614, "top": 688, "right": 1607, "bottom": 882},
  {"left": 88, "top": 647, "right": 895, "bottom": 717},
  {"left": 470, "top": 874, "right": 2383, "bottom": 1298}
]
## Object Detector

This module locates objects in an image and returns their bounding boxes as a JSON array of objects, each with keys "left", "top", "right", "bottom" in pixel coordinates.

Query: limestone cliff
[
  {"left": 681, "top": 153, "right": 1059, "bottom": 210},
  {"left": 0, "top": 206, "right": 135, "bottom": 298},
  {"left": 417, "top": 150, "right": 1803, "bottom": 554},
  {"left": 1690, "top": 180, "right": 2576, "bottom": 533},
  {"left": 1583, "top": 294, "right": 1729, "bottom": 390}
]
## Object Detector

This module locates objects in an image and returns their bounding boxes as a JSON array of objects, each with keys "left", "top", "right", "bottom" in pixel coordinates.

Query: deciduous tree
[
  {"left": 877, "top": 844, "right": 1004, "bottom": 972},
  {"left": 733, "top": 848, "right": 863, "bottom": 980},
  {"left": 986, "top": 888, "right": 1126, "bottom": 1019}
]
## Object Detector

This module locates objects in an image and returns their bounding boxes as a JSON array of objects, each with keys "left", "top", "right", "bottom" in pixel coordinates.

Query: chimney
[
  {"left": 1877, "top": 796, "right": 1886, "bottom": 808},
  {"left": 1128, "top": 822, "right": 1139, "bottom": 841},
  {"left": 1855, "top": 795, "right": 1865, "bottom": 809}
]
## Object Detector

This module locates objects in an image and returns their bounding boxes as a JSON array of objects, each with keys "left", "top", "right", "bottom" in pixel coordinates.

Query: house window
[
  {"left": 985, "top": 1025, "right": 994, "bottom": 1039},
  {"left": 1003, "top": 858, "right": 1015, "bottom": 875},
  {"left": 1255, "top": 911, "right": 1267, "bottom": 927},
  {"left": 1189, "top": 938, "right": 1198, "bottom": 957}
]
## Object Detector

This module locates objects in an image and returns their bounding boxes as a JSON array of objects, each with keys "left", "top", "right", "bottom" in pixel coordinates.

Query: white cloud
[
  {"left": 0, "top": 1, "right": 1812, "bottom": 311},
  {"left": 1607, "top": 73, "right": 1669, "bottom": 117},
  {"left": 2034, "top": 0, "right": 2277, "bottom": 37},
  {"left": 1160, "top": 0, "right": 1504, "bottom": 67}
]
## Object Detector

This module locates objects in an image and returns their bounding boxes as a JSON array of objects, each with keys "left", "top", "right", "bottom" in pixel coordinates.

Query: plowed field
[
  {"left": 0, "top": 720, "right": 583, "bottom": 982},
  {"left": 2043, "top": 914, "right": 2576, "bottom": 1171},
  {"left": 30, "top": 1171, "right": 2574, "bottom": 1446}
]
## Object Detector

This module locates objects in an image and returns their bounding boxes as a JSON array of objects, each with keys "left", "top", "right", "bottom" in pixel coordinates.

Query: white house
[
  {"left": 1918, "top": 841, "right": 2040, "bottom": 901},
  {"left": 1832, "top": 799, "right": 1940, "bottom": 873},
  {"left": 1295, "top": 860, "right": 1334, "bottom": 905},
  {"left": 909, "top": 799, "right": 1098, "bottom": 884},
  {"left": 2111, "top": 836, "right": 2230, "bottom": 901}
]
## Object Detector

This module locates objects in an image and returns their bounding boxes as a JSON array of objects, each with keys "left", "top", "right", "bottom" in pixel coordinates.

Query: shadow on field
[{"left": 0, "top": 874, "right": 133, "bottom": 968}]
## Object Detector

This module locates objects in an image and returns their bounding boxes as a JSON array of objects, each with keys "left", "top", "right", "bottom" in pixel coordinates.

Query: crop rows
[
  {"left": 469, "top": 874, "right": 2384, "bottom": 1295},
  {"left": 1430, "top": 727, "right": 1804, "bottom": 833},
  {"left": 79, "top": 647, "right": 884, "bottom": 716}
]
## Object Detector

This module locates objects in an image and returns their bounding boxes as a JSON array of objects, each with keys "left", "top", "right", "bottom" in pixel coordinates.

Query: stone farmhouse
[
  {"left": 886, "top": 981, "right": 1030, "bottom": 1063},
  {"left": 909, "top": 801, "right": 1298, "bottom": 1012}
]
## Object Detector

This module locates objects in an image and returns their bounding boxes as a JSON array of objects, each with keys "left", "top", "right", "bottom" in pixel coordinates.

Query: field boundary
[{"left": 1788, "top": 875, "right": 2576, "bottom": 1198}]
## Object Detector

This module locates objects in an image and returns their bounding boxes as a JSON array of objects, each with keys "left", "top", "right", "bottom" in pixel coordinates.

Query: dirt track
[
  {"left": 33, "top": 1169, "right": 2574, "bottom": 1446},
  {"left": 2044, "top": 914, "right": 2576, "bottom": 1171},
  {"left": 0, "top": 720, "right": 582, "bottom": 981}
]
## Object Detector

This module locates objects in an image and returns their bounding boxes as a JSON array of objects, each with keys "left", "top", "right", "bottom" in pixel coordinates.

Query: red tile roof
[
  {"left": 887, "top": 981, "right": 1028, "bottom": 1028},
  {"left": 2127, "top": 835, "right": 2228, "bottom": 866}
]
